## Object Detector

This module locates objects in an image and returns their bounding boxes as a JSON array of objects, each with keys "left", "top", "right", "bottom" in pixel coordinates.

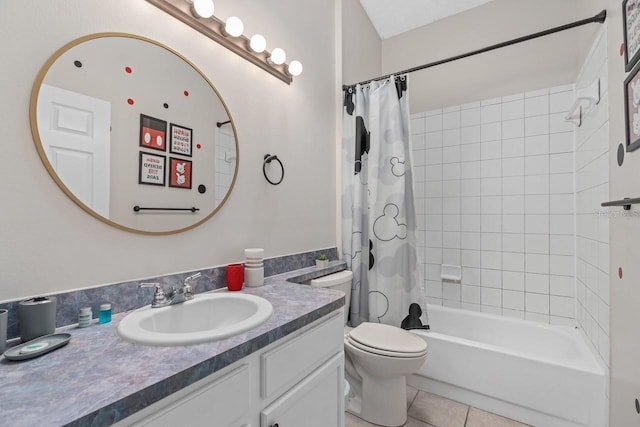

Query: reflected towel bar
[
  {"left": 133, "top": 206, "right": 200, "bottom": 212},
  {"left": 600, "top": 198, "right": 640, "bottom": 210}
]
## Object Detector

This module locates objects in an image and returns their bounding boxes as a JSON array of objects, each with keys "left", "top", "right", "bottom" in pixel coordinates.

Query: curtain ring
[{"left": 263, "top": 154, "right": 284, "bottom": 185}]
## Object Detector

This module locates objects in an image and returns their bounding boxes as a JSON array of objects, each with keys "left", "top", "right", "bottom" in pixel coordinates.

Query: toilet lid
[{"left": 348, "top": 323, "right": 427, "bottom": 356}]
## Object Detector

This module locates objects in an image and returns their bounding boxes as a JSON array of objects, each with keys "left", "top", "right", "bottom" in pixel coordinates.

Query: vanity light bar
[{"left": 145, "top": 0, "right": 299, "bottom": 84}]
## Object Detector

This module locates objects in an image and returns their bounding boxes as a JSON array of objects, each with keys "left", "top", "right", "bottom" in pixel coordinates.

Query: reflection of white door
[{"left": 37, "top": 84, "right": 111, "bottom": 218}]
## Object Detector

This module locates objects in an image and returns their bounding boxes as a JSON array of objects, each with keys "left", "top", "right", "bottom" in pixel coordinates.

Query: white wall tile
[
  {"left": 462, "top": 250, "right": 481, "bottom": 268},
  {"left": 503, "top": 176, "right": 525, "bottom": 195},
  {"left": 481, "top": 232, "right": 502, "bottom": 251},
  {"left": 481, "top": 268, "right": 502, "bottom": 287},
  {"left": 525, "top": 115, "right": 550, "bottom": 136},
  {"left": 461, "top": 125, "right": 481, "bottom": 144},
  {"left": 550, "top": 90, "right": 574, "bottom": 114},
  {"left": 443, "top": 248, "right": 461, "bottom": 265},
  {"left": 503, "top": 233, "right": 525, "bottom": 253},
  {"left": 550, "top": 173, "right": 573, "bottom": 194},
  {"left": 551, "top": 194, "right": 574, "bottom": 214},
  {"left": 503, "top": 93, "right": 524, "bottom": 102},
  {"left": 481, "top": 178, "right": 502, "bottom": 196},
  {"left": 443, "top": 282, "right": 461, "bottom": 301},
  {"left": 462, "top": 285, "right": 481, "bottom": 303},
  {"left": 481, "top": 159, "right": 501, "bottom": 178},
  {"left": 550, "top": 132, "right": 574, "bottom": 154},
  {"left": 481, "top": 287, "right": 502, "bottom": 307},
  {"left": 443, "top": 163, "right": 461, "bottom": 180},
  {"left": 526, "top": 195, "right": 550, "bottom": 214},
  {"left": 551, "top": 275, "right": 575, "bottom": 297},
  {"left": 525, "top": 155, "right": 550, "bottom": 175},
  {"left": 550, "top": 255, "right": 575, "bottom": 276},
  {"left": 503, "top": 252, "right": 525, "bottom": 272},
  {"left": 426, "top": 131, "right": 444, "bottom": 148},
  {"left": 525, "top": 135, "right": 550, "bottom": 156},
  {"left": 503, "top": 195, "right": 525, "bottom": 214},
  {"left": 502, "top": 100, "right": 525, "bottom": 120},
  {"left": 525, "top": 175, "right": 550, "bottom": 195},
  {"left": 461, "top": 108, "right": 481, "bottom": 126},
  {"left": 525, "top": 214, "right": 549, "bottom": 234},
  {"left": 462, "top": 267, "right": 481, "bottom": 285},
  {"left": 550, "top": 295, "right": 574, "bottom": 318},
  {"left": 503, "top": 119, "right": 525, "bottom": 139},
  {"left": 550, "top": 153, "right": 573, "bottom": 174},
  {"left": 526, "top": 272, "right": 550, "bottom": 293},
  {"left": 503, "top": 215, "right": 525, "bottom": 233},
  {"left": 481, "top": 140, "right": 502, "bottom": 160},
  {"left": 526, "top": 254, "right": 550, "bottom": 274},
  {"left": 503, "top": 290, "right": 525, "bottom": 310},
  {"left": 503, "top": 271, "right": 525, "bottom": 291},
  {"left": 443, "top": 111, "right": 461, "bottom": 130},
  {"left": 481, "top": 122, "right": 502, "bottom": 142},
  {"left": 462, "top": 232, "right": 481, "bottom": 250},
  {"left": 443, "top": 129, "right": 461, "bottom": 147},
  {"left": 481, "top": 251, "right": 502, "bottom": 270},
  {"left": 503, "top": 139, "right": 526, "bottom": 162},
  {"left": 426, "top": 114, "right": 443, "bottom": 132},
  {"left": 526, "top": 234, "right": 549, "bottom": 254},
  {"left": 481, "top": 214, "right": 501, "bottom": 232},
  {"left": 502, "top": 157, "right": 524, "bottom": 177},
  {"left": 482, "top": 104, "right": 502, "bottom": 123},
  {"left": 526, "top": 293, "right": 550, "bottom": 314},
  {"left": 525, "top": 95, "right": 549, "bottom": 117},
  {"left": 411, "top": 117, "right": 426, "bottom": 134}
]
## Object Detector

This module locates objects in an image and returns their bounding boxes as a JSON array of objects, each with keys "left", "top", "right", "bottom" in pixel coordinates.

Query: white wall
[
  {"left": 0, "top": 0, "right": 340, "bottom": 301},
  {"left": 382, "top": 0, "right": 601, "bottom": 113},
  {"left": 411, "top": 85, "right": 577, "bottom": 323},
  {"left": 341, "top": 0, "right": 382, "bottom": 86}
]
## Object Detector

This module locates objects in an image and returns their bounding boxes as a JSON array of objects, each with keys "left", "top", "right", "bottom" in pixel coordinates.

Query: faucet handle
[
  {"left": 182, "top": 273, "right": 201, "bottom": 299},
  {"left": 139, "top": 283, "right": 169, "bottom": 307}
]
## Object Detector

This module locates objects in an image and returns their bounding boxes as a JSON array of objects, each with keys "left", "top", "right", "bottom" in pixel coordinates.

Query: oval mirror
[{"left": 30, "top": 33, "right": 238, "bottom": 235}]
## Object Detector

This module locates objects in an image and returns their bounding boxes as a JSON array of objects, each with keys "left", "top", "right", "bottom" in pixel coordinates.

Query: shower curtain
[{"left": 342, "top": 75, "right": 428, "bottom": 329}]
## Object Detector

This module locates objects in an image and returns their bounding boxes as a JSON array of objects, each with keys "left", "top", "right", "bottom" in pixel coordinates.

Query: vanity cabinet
[{"left": 118, "top": 310, "right": 345, "bottom": 427}]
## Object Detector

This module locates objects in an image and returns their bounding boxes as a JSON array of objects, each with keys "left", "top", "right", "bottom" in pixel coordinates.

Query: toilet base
[{"left": 348, "top": 375, "right": 408, "bottom": 426}]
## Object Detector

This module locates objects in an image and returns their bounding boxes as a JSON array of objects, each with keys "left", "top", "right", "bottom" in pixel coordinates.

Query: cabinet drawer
[
  {"left": 261, "top": 311, "right": 343, "bottom": 398},
  {"left": 134, "top": 364, "right": 249, "bottom": 427}
]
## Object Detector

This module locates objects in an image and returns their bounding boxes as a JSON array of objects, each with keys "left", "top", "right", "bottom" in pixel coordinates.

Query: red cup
[{"left": 226, "top": 264, "right": 244, "bottom": 291}]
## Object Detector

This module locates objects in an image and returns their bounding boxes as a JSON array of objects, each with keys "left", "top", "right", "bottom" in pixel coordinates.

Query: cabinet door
[
  {"left": 260, "top": 352, "right": 344, "bottom": 427},
  {"left": 133, "top": 364, "right": 250, "bottom": 427}
]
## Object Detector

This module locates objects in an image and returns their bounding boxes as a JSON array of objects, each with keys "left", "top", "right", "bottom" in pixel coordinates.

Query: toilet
[{"left": 310, "top": 271, "right": 428, "bottom": 427}]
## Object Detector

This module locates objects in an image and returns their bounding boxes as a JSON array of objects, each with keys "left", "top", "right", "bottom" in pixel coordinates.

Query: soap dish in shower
[{"left": 3, "top": 333, "right": 71, "bottom": 361}]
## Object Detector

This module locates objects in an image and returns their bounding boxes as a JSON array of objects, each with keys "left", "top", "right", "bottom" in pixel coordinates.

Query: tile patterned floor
[{"left": 346, "top": 386, "right": 530, "bottom": 427}]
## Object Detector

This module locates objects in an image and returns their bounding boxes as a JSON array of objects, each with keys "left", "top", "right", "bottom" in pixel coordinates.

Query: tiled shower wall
[
  {"left": 574, "top": 28, "right": 610, "bottom": 367},
  {"left": 411, "top": 85, "right": 577, "bottom": 324}
]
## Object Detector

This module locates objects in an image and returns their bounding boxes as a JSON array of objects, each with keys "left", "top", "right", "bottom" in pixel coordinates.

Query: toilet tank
[{"left": 310, "top": 270, "right": 352, "bottom": 325}]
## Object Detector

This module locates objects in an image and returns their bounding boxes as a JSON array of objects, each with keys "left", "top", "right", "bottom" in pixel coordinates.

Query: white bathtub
[{"left": 407, "top": 305, "right": 606, "bottom": 427}]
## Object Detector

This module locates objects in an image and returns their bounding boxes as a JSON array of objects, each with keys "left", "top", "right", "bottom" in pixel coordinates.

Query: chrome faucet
[{"left": 140, "top": 272, "right": 202, "bottom": 308}]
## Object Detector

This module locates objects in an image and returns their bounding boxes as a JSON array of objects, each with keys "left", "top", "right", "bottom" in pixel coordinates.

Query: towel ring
[{"left": 263, "top": 154, "right": 284, "bottom": 185}]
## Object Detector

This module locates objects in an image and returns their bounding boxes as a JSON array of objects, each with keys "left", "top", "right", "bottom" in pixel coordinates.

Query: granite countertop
[{"left": 0, "top": 264, "right": 346, "bottom": 426}]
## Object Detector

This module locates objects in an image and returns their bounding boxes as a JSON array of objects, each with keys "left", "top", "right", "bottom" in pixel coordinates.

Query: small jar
[
  {"left": 78, "top": 307, "right": 92, "bottom": 328},
  {"left": 99, "top": 304, "right": 112, "bottom": 324}
]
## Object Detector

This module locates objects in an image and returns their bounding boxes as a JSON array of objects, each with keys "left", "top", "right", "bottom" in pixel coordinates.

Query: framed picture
[
  {"left": 624, "top": 60, "right": 640, "bottom": 151},
  {"left": 140, "top": 114, "right": 167, "bottom": 152},
  {"left": 139, "top": 152, "right": 166, "bottom": 186},
  {"left": 170, "top": 123, "right": 193, "bottom": 157},
  {"left": 169, "top": 157, "right": 192, "bottom": 189},
  {"left": 624, "top": 0, "right": 640, "bottom": 71}
]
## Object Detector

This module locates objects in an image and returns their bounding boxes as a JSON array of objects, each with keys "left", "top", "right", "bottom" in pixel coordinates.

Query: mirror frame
[{"left": 29, "top": 32, "right": 239, "bottom": 235}]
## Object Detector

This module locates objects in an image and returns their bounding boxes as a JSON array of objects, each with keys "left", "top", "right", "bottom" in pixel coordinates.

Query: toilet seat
[{"left": 347, "top": 322, "right": 427, "bottom": 358}]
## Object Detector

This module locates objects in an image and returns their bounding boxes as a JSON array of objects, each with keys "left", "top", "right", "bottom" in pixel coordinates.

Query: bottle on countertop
[{"left": 99, "top": 304, "right": 112, "bottom": 324}]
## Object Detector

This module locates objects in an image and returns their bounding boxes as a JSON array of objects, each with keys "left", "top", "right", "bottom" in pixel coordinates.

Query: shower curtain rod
[{"left": 342, "top": 9, "right": 606, "bottom": 91}]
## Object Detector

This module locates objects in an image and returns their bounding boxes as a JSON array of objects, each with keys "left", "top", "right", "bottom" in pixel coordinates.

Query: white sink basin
[{"left": 117, "top": 292, "right": 273, "bottom": 346}]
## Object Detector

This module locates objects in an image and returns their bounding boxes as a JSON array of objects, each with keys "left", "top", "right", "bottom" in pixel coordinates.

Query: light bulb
[
  {"left": 288, "top": 60, "right": 303, "bottom": 76},
  {"left": 192, "top": 0, "right": 214, "bottom": 18},
  {"left": 225, "top": 16, "right": 244, "bottom": 37},
  {"left": 270, "top": 48, "right": 286, "bottom": 65},
  {"left": 249, "top": 34, "right": 267, "bottom": 53}
]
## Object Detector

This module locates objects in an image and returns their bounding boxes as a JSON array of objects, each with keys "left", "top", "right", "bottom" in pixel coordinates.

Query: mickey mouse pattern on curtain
[{"left": 342, "top": 75, "right": 429, "bottom": 329}]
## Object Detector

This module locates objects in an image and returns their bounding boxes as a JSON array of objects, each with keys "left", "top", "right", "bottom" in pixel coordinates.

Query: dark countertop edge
[{"left": 65, "top": 266, "right": 347, "bottom": 426}]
